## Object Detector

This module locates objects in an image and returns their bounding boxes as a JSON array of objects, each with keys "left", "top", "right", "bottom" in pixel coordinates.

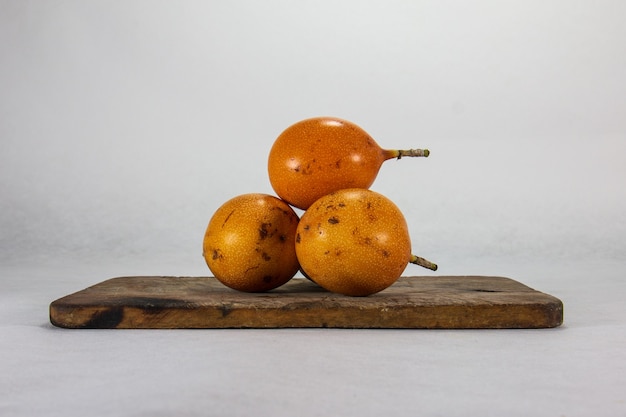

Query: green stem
[{"left": 410, "top": 254, "right": 438, "bottom": 271}]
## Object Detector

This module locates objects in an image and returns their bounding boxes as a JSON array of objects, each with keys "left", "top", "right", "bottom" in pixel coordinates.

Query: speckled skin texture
[
  {"left": 203, "top": 193, "right": 300, "bottom": 292},
  {"left": 267, "top": 117, "right": 394, "bottom": 210},
  {"left": 295, "top": 189, "right": 412, "bottom": 296}
]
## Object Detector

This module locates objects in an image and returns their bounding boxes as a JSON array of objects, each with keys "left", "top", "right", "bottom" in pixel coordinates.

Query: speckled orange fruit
[
  {"left": 295, "top": 188, "right": 437, "bottom": 296},
  {"left": 203, "top": 193, "right": 300, "bottom": 292},
  {"left": 267, "top": 116, "right": 429, "bottom": 210}
]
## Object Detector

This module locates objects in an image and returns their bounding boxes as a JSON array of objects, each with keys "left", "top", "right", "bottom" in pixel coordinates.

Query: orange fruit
[
  {"left": 295, "top": 188, "right": 437, "bottom": 296},
  {"left": 203, "top": 193, "right": 300, "bottom": 292},
  {"left": 267, "top": 116, "right": 429, "bottom": 210}
]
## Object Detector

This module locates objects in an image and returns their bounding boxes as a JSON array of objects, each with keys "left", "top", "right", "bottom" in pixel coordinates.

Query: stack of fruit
[{"left": 202, "top": 116, "right": 437, "bottom": 296}]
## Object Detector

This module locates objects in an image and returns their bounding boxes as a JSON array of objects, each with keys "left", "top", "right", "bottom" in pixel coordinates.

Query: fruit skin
[
  {"left": 295, "top": 188, "right": 412, "bottom": 296},
  {"left": 203, "top": 193, "right": 300, "bottom": 292},
  {"left": 267, "top": 117, "right": 395, "bottom": 210}
]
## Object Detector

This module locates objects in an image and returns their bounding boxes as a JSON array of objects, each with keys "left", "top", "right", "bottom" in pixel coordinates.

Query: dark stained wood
[{"left": 49, "top": 276, "right": 563, "bottom": 329}]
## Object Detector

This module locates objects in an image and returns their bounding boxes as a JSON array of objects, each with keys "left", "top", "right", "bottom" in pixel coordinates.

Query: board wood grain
[{"left": 49, "top": 276, "right": 563, "bottom": 329}]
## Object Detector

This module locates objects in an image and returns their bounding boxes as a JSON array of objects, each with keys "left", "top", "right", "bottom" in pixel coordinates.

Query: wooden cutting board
[{"left": 49, "top": 276, "right": 563, "bottom": 329}]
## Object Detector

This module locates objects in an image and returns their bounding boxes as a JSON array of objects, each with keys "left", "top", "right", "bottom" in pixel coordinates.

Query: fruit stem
[
  {"left": 386, "top": 149, "right": 430, "bottom": 159},
  {"left": 410, "top": 254, "right": 438, "bottom": 271}
]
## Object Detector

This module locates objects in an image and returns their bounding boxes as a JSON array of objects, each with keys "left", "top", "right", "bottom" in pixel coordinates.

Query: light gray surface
[
  {"left": 1, "top": 259, "right": 625, "bottom": 416},
  {"left": 1, "top": 1, "right": 625, "bottom": 415}
]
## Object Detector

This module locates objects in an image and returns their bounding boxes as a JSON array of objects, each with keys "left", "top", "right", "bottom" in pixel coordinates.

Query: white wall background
[{"left": 1, "top": 0, "right": 625, "bottom": 277}]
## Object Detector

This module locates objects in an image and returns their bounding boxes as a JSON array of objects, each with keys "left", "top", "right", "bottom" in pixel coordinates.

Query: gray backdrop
[{"left": 2, "top": 1, "right": 624, "bottom": 276}]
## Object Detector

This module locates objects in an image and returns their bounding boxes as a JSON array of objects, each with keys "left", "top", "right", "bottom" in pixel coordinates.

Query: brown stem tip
[
  {"left": 396, "top": 149, "right": 430, "bottom": 159},
  {"left": 410, "top": 254, "right": 438, "bottom": 271}
]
